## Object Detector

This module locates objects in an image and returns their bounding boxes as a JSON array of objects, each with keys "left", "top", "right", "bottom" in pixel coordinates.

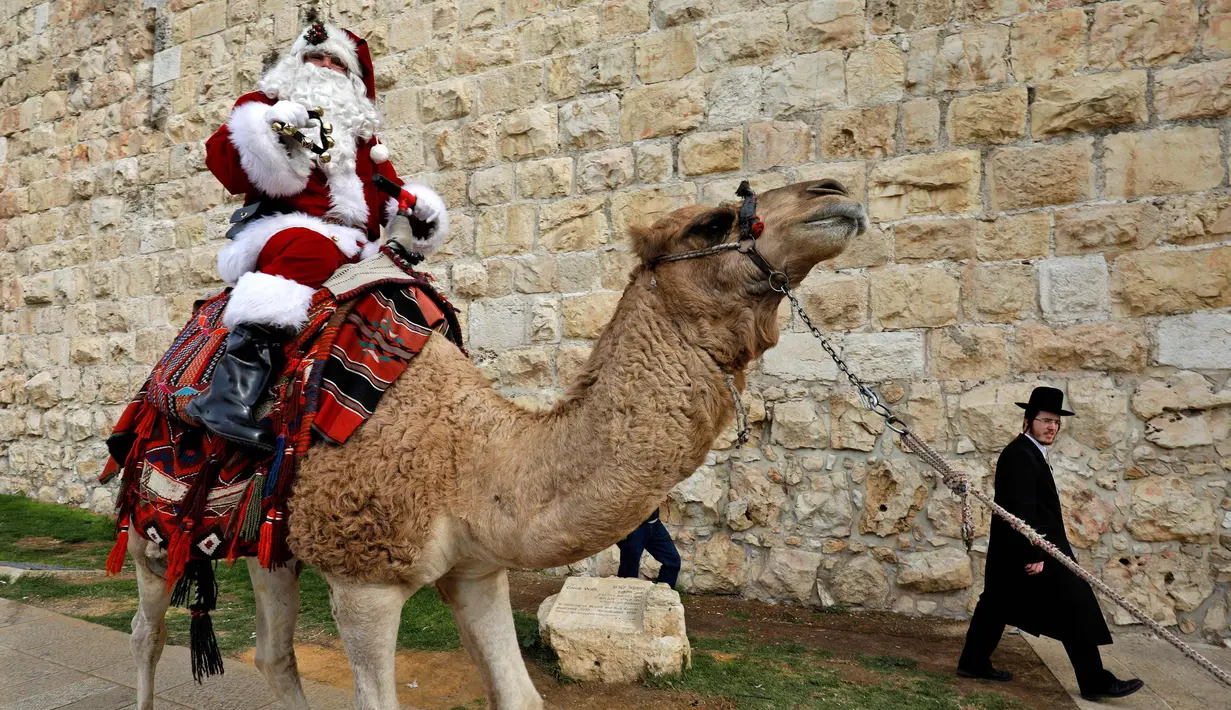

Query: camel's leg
[
  {"left": 437, "top": 567, "right": 543, "bottom": 710},
  {"left": 247, "top": 558, "right": 309, "bottom": 709},
  {"left": 129, "top": 533, "right": 171, "bottom": 710},
  {"left": 326, "top": 576, "right": 412, "bottom": 710}
]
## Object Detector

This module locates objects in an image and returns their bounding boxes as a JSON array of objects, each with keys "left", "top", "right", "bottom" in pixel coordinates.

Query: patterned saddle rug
[{"left": 99, "top": 247, "right": 463, "bottom": 680}]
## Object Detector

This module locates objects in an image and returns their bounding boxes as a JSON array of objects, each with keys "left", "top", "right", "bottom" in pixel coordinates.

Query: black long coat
[{"left": 982, "top": 434, "right": 1112, "bottom": 646}]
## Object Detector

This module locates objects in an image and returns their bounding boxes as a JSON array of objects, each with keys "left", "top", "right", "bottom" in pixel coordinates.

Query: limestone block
[
  {"left": 1156, "top": 313, "right": 1231, "bottom": 369},
  {"left": 696, "top": 11, "right": 787, "bottom": 73},
  {"left": 935, "top": 25, "right": 1009, "bottom": 92},
  {"left": 420, "top": 79, "right": 474, "bottom": 124},
  {"left": 578, "top": 148, "right": 634, "bottom": 193},
  {"left": 795, "top": 272, "right": 868, "bottom": 331},
  {"left": 1128, "top": 477, "right": 1217, "bottom": 542},
  {"left": 667, "top": 466, "right": 725, "bottom": 526},
  {"left": 516, "top": 256, "right": 559, "bottom": 294},
  {"left": 965, "top": 264, "right": 1036, "bottom": 323},
  {"left": 820, "top": 105, "right": 897, "bottom": 160},
  {"left": 517, "top": 158, "right": 573, "bottom": 200},
  {"left": 846, "top": 40, "right": 905, "bottom": 105},
  {"left": 861, "top": 460, "right": 927, "bottom": 536},
  {"left": 728, "top": 463, "right": 787, "bottom": 530},
  {"left": 946, "top": 88, "right": 1027, "bottom": 145},
  {"left": 24, "top": 371, "right": 59, "bottom": 408},
  {"left": 1204, "top": 11, "right": 1231, "bottom": 57},
  {"left": 868, "top": 150, "right": 981, "bottom": 220},
  {"left": 830, "top": 555, "right": 890, "bottom": 608},
  {"left": 975, "top": 213, "right": 1050, "bottom": 262},
  {"left": 764, "top": 52, "right": 846, "bottom": 116},
  {"left": 500, "top": 106, "right": 559, "bottom": 161},
  {"left": 771, "top": 399, "right": 827, "bottom": 449},
  {"left": 690, "top": 533, "right": 749, "bottom": 592},
  {"left": 871, "top": 267, "right": 960, "bottom": 328},
  {"left": 708, "top": 66, "right": 765, "bottom": 124},
  {"left": 958, "top": 382, "right": 1042, "bottom": 452},
  {"left": 469, "top": 164, "right": 515, "bottom": 206},
  {"left": 1054, "top": 476, "right": 1117, "bottom": 549},
  {"left": 755, "top": 547, "right": 822, "bottom": 602},
  {"left": 453, "top": 261, "right": 490, "bottom": 298},
  {"left": 678, "top": 129, "right": 742, "bottom": 176},
  {"left": 897, "top": 547, "right": 973, "bottom": 592},
  {"left": 1156, "top": 192, "right": 1231, "bottom": 247},
  {"left": 1066, "top": 378, "right": 1129, "bottom": 450},
  {"left": 562, "top": 291, "right": 621, "bottom": 339},
  {"left": 901, "top": 99, "right": 939, "bottom": 151},
  {"left": 610, "top": 184, "right": 695, "bottom": 236},
  {"left": 653, "top": 0, "right": 711, "bottom": 27},
  {"left": 1039, "top": 255, "right": 1109, "bottom": 322},
  {"left": 468, "top": 297, "right": 530, "bottom": 350},
  {"left": 1090, "top": 0, "right": 1199, "bottom": 70},
  {"left": 477, "top": 205, "right": 537, "bottom": 256},
  {"left": 493, "top": 348, "right": 554, "bottom": 389},
  {"left": 1008, "top": 8, "right": 1088, "bottom": 82},
  {"left": 788, "top": 0, "right": 864, "bottom": 52},
  {"left": 619, "top": 79, "right": 706, "bottom": 141},
  {"left": 635, "top": 143, "right": 673, "bottom": 184},
  {"left": 897, "top": 381, "right": 948, "bottom": 448},
  {"left": 604, "top": 0, "right": 652, "bottom": 37},
  {"left": 540, "top": 196, "right": 608, "bottom": 252},
  {"left": 841, "top": 331, "right": 927, "bottom": 381},
  {"left": 1103, "top": 127, "right": 1223, "bottom": 199},
  {"left": 990, "top": 141, "right": 1094, "bottom": 211},
  {"left": 927, "top": 461, "right": 993, "bottom": 538},
  {"left": 830, "top": 391, "right": 886, "bottom": 451},
  {"left": 520, "top": 9, "right": 601, "bottom": 58},
  {"left": 1133, "top": 371, "right": 1231, "bottom": 420},
  {"left": 794, "top": 469, "right": 853, "bottom": 537},
  {"left": 929, "top": 326, "right": 1010, "bottom": 381},
  {"left": 747, "top": 121, "right": 814, "bottom": 171},
  {"left": 893, "top": 218, "right": 974, "bottom": 263},
  {"left": 1109, "top": 246, "right": 1231, "bottom": 317},
  {"left": 1144, "top": 410, "right": 1224, "bottom": 449},
  {"left": 635, "top": 28, "right": 697, "bottom": 84},
  {"left": 1054, "top": 203, "right": 1157, "bottom": 256},
  {"left": 538, "top": 577, "right": 690, "bottom": 682},
  {"left": 1031, "top": 72, "right": 1148, "bottom": 138},
  {"left": 869, "top": 0, "right": 950, "bottom": 32},
  {"left": 761, "top": 332, "right": 839, "bottom": 382},
  {"left": 1102, "top": 551, "right": 1214, "bottom": 626},
  {"left": 1011, "top": 321, "right": 1148, "bottom": 373}
]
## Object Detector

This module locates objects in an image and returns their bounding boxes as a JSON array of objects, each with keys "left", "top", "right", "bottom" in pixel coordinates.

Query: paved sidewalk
[
  {"left": 0, "top": 597, "right": 361, "bottom": 710},
  {"left": 1025, "top": 633, "right": 1231, "bottom": 709}
]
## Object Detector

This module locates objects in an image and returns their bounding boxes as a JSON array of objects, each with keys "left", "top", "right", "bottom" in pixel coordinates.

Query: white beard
[{"left": 257, "top": 57, "right": 381, "bottom": 226}]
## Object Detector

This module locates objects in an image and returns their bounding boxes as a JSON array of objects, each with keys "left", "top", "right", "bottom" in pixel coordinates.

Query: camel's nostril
[{"left": 808, "top": 179, "right": 848, "bottom": 197}]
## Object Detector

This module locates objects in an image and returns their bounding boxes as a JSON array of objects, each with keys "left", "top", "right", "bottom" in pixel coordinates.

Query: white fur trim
[
  {"left": 290, "top": 24, "right": 361, "bottom": 77},
  {"left": 370, "top": 143, "right": 388, "bottom": 164},
  {"left": 223, "top": 271, "right": 316, "bottom": 330},
  {"left": 359, "top": 238, "right": 382, "bottom": 260},
  {"left": 382, "top": 196, "right": 399, "bottom": 230},
  {"left": 217, "top": 212, "right": 367, "bottom": 285},
  {"left": 323, "top": 168, "right": 369, "bottom": 227},
  {"left": 227, "top": 100, "right": 312, "bottom": 198},
  {"left": 404, "top": 184, "right": 449, "bottom": 255}
]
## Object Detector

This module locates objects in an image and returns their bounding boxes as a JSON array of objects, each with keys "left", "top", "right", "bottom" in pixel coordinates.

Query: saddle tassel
[
  {"left": 105, "top": 523, "right": 129, "bottom": 575},
  {"left": 164, "top": 523, "right": 194, "bottom": 592},
  {"left": 257, "top": 509, "right": 289, "bottom": 569}
]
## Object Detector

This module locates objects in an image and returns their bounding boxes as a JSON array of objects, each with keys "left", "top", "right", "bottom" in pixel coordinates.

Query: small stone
[
  {"left": 578, "top": 148, "right": 634, "bottom": 193},
  {"left": 560, "top": 95, "right": 621, "bottom": 150},
  {"left": 771, "top": 400, "right": 827, "bottom": 449},
  {"left": 517, "top": 158, "right": 573, "bottom": 200},
  {"left": 901, "top": 99, "right": 939, "bottom": 151},
  {"left": 1039, "top": 255, "right": 1110, "bottom": 323},
  {"left": 500, "top": 106, "right": 559, "bottom": 160},
  {"left": 830, "top": 392, "right": 886, "bottom": 452},
  {"left": 754, "top": 547, "right": 822, "bottom": 603},
  {"left": 830, "top": 555, "right": 891, "bottom": 608},
  {"left": 934, "top": 24, "right": 1009, "bottom": 92}
]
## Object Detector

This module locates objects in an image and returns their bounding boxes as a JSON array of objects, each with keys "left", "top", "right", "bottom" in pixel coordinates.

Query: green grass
[{"left": 0, "top": 494, "right": 116, "bottom": 567}]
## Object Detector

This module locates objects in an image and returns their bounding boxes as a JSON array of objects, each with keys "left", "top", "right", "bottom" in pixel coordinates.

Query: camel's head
[{"left": 629, "top": 179, "right": 865, "bottom": 364}]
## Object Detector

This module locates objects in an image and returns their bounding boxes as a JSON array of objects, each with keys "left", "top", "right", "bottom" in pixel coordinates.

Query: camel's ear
[
  {"left": 630, "top": 224, "right": 670, "bottom": 264},
  {"left": 685, "top": 209, "right": 736, "bottom": 242}
]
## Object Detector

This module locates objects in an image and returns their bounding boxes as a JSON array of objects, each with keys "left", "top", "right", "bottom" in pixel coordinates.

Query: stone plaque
[{"left": 543, "top": 576, "right": 650, "bottom": 632}]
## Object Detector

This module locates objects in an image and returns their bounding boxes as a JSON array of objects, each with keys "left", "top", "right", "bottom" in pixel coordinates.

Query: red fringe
[
  {"left": 106, "top": 524, "right": 129, "bottom": 575},
  {"left": 164, "top": 525, "right": 193, "bottom": 592},
  {"left": 256, "top": 509, "right": 289, "bottom": 569}
]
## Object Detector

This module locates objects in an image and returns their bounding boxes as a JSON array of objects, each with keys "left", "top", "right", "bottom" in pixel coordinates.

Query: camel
[{"left": 124, "top": 177, "right": 866, "bottom": 710}]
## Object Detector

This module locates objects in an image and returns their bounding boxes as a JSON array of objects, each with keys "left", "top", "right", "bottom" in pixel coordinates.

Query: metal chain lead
[{"left": 725, "top": 374, "right": 750, "bottom": 447}]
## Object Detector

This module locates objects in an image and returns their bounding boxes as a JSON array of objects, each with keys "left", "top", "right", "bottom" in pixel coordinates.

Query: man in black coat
[
  {"left": 616, "top": 504, "right": 681, "bottom": 588},
  {"left": 957, "top": 387, "right": 1144, "bottom": 701}
]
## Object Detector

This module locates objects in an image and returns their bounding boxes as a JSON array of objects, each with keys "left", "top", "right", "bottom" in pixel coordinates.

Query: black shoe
[
  {"left": 957, "top": 666, "right": 1013, "bottom": 682},
  {"left": 185, "top": 323, "right": 283, "bottom": 453},
  {"left": 1080, "top": 677, "right": 1144, "bottom": 701}
]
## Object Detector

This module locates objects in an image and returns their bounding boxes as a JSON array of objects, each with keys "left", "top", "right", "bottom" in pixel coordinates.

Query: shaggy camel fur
[{"left": 125, "top": 179, "right": 866, "bottom": 710}]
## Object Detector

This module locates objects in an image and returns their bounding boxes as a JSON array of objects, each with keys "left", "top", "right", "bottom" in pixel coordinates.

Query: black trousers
[
  {"left": 960, "top": 594, "right": 1110, "bottom": 694},
  {"left": 616, "top": 516, "right": 680, "bottom": 588}
]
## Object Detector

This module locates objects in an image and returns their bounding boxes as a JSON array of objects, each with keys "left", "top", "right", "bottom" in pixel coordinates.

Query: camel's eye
[{"left": 686, "top": 210, "right": 735, "bottom": 242}]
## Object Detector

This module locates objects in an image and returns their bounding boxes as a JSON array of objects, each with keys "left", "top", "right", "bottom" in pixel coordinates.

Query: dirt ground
[{"left": 255, "top": 571, "right": 1075, "bottom": 710}]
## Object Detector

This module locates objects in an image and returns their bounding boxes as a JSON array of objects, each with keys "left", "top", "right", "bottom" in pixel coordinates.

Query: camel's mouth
[{"left": 799, "top": 203, "right": 868, "bottom": 237}]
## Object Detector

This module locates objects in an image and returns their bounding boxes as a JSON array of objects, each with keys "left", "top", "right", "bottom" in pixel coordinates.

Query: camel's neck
[{"left": 479, "top": 277, "right": 742, "bottom": 569}]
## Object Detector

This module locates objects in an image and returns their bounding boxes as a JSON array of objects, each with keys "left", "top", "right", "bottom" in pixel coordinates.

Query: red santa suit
[{"left": 205, "top": 23, "right": 448, "bottom": 332}]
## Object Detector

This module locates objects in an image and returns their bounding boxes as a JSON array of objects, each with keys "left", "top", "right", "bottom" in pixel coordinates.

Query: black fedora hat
[{"left": 1015, "top": 386, "right": 1075, "bottom": 416}]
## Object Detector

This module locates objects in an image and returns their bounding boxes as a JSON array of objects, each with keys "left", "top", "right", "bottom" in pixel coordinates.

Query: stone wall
[{"left": 2, "top": 0, "right": 1229, "bottom": 641}]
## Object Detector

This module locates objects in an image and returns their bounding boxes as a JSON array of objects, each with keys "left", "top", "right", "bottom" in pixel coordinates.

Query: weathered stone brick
[
  {"left": 635, "top": 27, "right": 697, "bottom": 84},
  {"left": 947, "top": 88, "right": 1026, "bottom": 145},
  {"left": 696, "top": 11, "right": 787, "bottom": 72},
  {"left": 871, "top": 267, "right": 961, "bottom": 329},
  {"left": 868, "top": 150, "right": 981, "bottom": 220},
  {"left": 1205, "top": 12, "right": 1231, "bottom": 58},
  {"left": 1155, "top": 193, "right": 1231, "bottom": 247},
  {"left": 604, "top": 0, "right": 652, "bottom": 37},
  {"left": 635, "top": 142, "right": 673, "bottom": 183},
  {"left": 619, "top": 79, "right": 706, "bottom": 141},
  {"left": 787, "top": 0, "right": 864, "bottom": 52},
  {"left": 869, "top": 0, "right": 951, "bottom": 33},
  {"left": 990, "top": 141, "right": 1093, "bottom": 211},
  {"left": 653, "top": 0, "right": 710, "bottom": 27},
  {"left": 476, "top": 63, "right": 543, "bottom": 115},
  {"left": 819, "top": 105, "right": 896, "bottom": 160},
  {"left": 1054, "top": 203, "right": 1158, "bottom": 256},
  {"left": 1012, "top": 321, "right": 1148, "bottom": 372},
  {"left": 901, "top": 99, "right": 939, "bottom": 151},
  {"left": 1110, "top": 246, "right": 1231, "bottom": 317},
  {"left": 420, "top": 79, "right": 474, "bottom": 124},
  {"left": 795, "top": 272, "right": 868, "bottom": 330},
  {"left": 1154, "top": 59, "right": 1231, "bottom": 120},
  {"left": 965, "top": 263, "right": 1037, "bottom": 323},
  {"left": 1156, "top": 313, "right": 1231, "bottom": 369},
  {"left": 519, "top": 8, "right": 601, "bottom": 58},
  {"left": 678, "top": 129, "right": 743, "bottom": 176},
  {"left": 842, "top": 332, "right": 927, "bottom": 381},
  {"left": 893, "top": 219, "right": 975, "bottom": 263},
  {"left": 930, "top": 326, "right": 1010, "bottom": 380},
  {"left": 517, "top": 157, "right": 573, "bottom": 199},
  {"left": 747, "top": 121, "right": 814, "bottom": 171},
  {"left": 578, "top": 148, "right": 635, "bottom": 193},
  {"left": 577, "top": 42, "right": 636, "bottom": 93},
  {"left": 1031, "top": 72, "right": 1148, "bottom": 137},
  {"left": 469, "top": 164, "right": 515, "bottom": 206},
  {"left": 1103, "top": 127, "right": 1223, "bottom": 199},
  {"left": 455, "top": 31, "right": 518, "bottom": 74},
  {"left": 559, "top": 94, "right": 620, "bottom": 150},
  {"left": 611, "top": 184, "right": 695, "bottom": 236},
  {"left": 1009, "top": 8, "right": 1087, "bottom": 82},
  {"left": 500, "top": 106, "right": 559, "bottom": 160},
  {"left": 1090, "top": 0, "right": 1199, "bottom": 69},
  {"left": 459, "top": 0, "right": 501, "bottom": 33},
  {"left": 1039, "top": 255, "right": 1110, "bottom": 322},
  {"left": 771, "top": 399, "right": 827, "bottom": 449},
  {"left": 846, "top": 40, "right": 905, "bottom": 105},
  {"left": 563, "top": 291, "right": 622, "bottom": 339},
  {"left": 477, "top": 204, "right": 537, "bottom": 257},
  {"left": 469, "top": 296, "right": 531, "bottom": 350},
  {"left": 708, "top": 66, "right": 765, "bottom": 124},
  {"left": 934, "top": 25, "right": 1009, "bottom": 92},
  {"left": 763, "top": 52, "right": 845, "bottom": 116},
  {"left": 976, "top": 213, "right": 1050, "bottom": 261},
  {"left": 540, "top": 196, "right": 609, "bottom": 252}
]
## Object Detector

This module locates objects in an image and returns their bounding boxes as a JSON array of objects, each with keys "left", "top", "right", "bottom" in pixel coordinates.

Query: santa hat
[{"left": 289, "top": 22, "right": 376, "bottom": 102}]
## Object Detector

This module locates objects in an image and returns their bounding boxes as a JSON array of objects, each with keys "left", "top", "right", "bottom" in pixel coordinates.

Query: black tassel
[
  {"left": 189, "top": 610, "right": 225, "bottom": 682},
  {"left": 176, "top": 559, "right": 224, "bottom": 682},
  {"left": 170, "top": 568, "right": 195, "bottom": 607}
]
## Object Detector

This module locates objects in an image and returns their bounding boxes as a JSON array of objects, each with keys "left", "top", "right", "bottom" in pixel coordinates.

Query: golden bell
[
  {"left": 318, "top": 152, "right": 331, "bottom": 163},
  {"left": 324, "top": 135, "right": 335, "bottom": 148},
  {"left": 321, "top": 121, "right": 333, "bottom": 133},
  {"left": 313, "top": 106, "right": 324, "bottom": 117}
]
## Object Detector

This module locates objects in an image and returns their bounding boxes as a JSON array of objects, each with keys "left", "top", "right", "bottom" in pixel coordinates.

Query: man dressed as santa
[{"left": 188, "top": 22, "right": 448, "bottom": 452}]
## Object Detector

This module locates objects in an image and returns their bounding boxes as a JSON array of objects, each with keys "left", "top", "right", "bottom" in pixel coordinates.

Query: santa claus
[{"left": 188, "top": 22, "right": 448, "bottom": 452}]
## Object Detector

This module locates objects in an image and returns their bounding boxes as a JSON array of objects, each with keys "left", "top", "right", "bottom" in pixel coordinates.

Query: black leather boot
[{"left": 185, "top": 323, "right": 283, "bottom": 453}]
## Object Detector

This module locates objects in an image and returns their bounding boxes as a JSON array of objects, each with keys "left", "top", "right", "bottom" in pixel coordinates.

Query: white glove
[
  {"left": 403, "top": 184, "right": 446, "bottom": 227},
  {"left": 267, "top": 100, "right": 309, "bottom": 129},
  {"left": 391, "top": 184, "right": 450, "bottom": 255}
]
